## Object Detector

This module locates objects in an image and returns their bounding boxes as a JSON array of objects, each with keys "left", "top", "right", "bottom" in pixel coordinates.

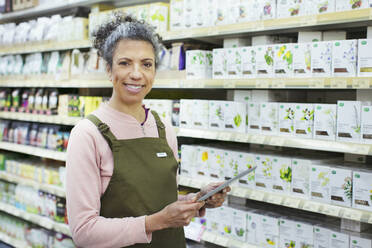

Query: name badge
[{"left": 157, "top": 152, "right": 167, "bottom": 158}]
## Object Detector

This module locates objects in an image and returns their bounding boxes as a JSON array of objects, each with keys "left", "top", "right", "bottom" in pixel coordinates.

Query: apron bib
[{"left": 87, "top": 111, "right": 186, "bottom": 248}]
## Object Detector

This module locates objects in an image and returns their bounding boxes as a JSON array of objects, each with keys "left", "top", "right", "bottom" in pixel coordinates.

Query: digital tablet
[{"left": 197, "top": 166, "right": 257, "bottom": 202}]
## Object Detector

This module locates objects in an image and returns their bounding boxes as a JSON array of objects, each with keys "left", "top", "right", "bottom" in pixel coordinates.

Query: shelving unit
[
  {"left": 0, "top": 202, "right": 70, "bottom": 236},
  {"left": 0, "top": 142, "right": 66, "bottom": 161},
  {"left": 0, "top": 171, "right": 65, "bottom": 197},
  {"left": 0, "top": 232, "right": 30, "bottom": 248},
  {"left": 0, "top": 112, "right": 81, "bottom": 126},
  {"left": 201, "top": 231, "right": 258, "bottom": 248}
]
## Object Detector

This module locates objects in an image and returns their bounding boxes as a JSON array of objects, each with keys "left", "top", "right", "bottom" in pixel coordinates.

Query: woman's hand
[
  {"left": 145, "top": 198, "right": 205, "bottom": 233},
  {"left": 198, "top": 182, "right": 230, "bottom": 209}
]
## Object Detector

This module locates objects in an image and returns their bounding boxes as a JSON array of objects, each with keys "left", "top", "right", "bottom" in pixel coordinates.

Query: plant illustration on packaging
[
  {"left": 285, "top": 240, "right": 296, "bottom": 248},
  {"left": 284, "top": 106, "right": 295, "bottom": 132},
  {"left": 265, "top": 47, "right": 274, "bottom": 66},
  {"left": 234, "top": 114, "right": 242, "bottom": 127},
  {"left": 192, "top": 52, "right": 205, "bottom": 65},
  {"left": 342, "top": 176, "right": 352, "bottom": 200},
  {"left": 350, "top": 0, "right": 363, "bottom": 9},
  {"left": 317, "top": 171, "right": 330, "bottom": 187},
  {"left": 262, "top": 157, "right": 273, "bottom": 178},
  {"left": 318, "top": 1, "right": 329, "bottom": 13},
  {"left": 353, "top": 105, "right": 361, "bottom": 134},
  {"left": 277, "top": 45, "right": 293, "bottom": 70},
  {"left": 280, "top": 165, "right": 292, "bottom": 183},
  {"left": 206, "top": 53, "right": 213, "bottom": 66}
]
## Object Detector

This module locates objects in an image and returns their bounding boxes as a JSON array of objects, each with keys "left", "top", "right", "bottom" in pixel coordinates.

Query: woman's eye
[
  {"left": 119, "top": 61, "right": 129, "bottom": 66},
  {"left": 143, "top": 62, "right": 152, "bottom": 68}
]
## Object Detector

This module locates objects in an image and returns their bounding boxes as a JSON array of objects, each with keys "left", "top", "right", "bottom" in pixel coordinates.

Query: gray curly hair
[{"left": 92, "top": 12, "right": 163, "bottom": 70}]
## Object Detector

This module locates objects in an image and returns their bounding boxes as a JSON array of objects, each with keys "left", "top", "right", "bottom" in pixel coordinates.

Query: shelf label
[
  {"left": 272, "top": 79, "right": 286, "bottom": 88},
  {"left": 256, "top": 79, "right": 270, "bottom": 88},
  {"left": 283, "top": 198, "right": 301, "bottom": 208},
  {"left": 184, "top": 221, "right": 205, "bottom": 242},
  {"left": 219, "top": 132, "right": 232, "bottom": 141},
  {"left": 352, "top": 78, "right": 370, "bottom": 88},
  {"left": 270, "top": 137, "right": 285, "bottom": 147},
  {"left": 267, "top": 195, "right": 283, "bottom": 205},
  {"left": 249, "top": 135, "right": 266, "bottom": 144},
  {"left": 330, "top": 78, "right": 348, "bottom": 88},
  {"left": 215, "top": 236, "right": 229, "bottom": 246},
  {"left": 309, "top": 78, "right": 325, "bottom": 88},
  {"left": 223, "top": 80, "right": 236, "bottom": 88},
  {"left": 349, "top": 144, "right": 370, "bottom": 155},
  {"left": 202, "top": 232, "right": 216, "bottom": 243},
  {"left": 303, "top": 202, "right": 320, "bottom": 212},
  {"left": 203, "top": 131, "right": 218, "bottom": 140},
  {"left": 250, "top": 191, "right": 265, "bottom": 201},
  {"left": 321, "top": 205, "right": 341, "bottom": 217},
  {"left": 343, "top": 209, "right": 363, "bottom": 221},
  {"left": 234, "top": 134, "right": 249, "bottom": 142},
  {"left": 300, "top": 15, "right": 317, "bottom": 26}
]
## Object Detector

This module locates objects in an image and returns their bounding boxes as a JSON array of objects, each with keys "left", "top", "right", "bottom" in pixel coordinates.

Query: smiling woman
[{"left": 65, "top": 12, "right": 229, "bottom": 248}]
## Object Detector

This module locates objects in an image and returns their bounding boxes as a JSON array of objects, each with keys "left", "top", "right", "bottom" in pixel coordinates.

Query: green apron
[{"left": 87, "top": 111, "right": 186, "bottom": 248}]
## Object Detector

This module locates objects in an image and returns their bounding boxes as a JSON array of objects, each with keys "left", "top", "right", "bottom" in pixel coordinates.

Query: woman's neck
[{"left": 108, "top": 98, "right": 145, "bottom": 123}]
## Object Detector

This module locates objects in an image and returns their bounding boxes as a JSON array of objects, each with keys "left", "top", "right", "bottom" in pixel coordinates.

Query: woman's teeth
[{"left": 127, "top": 85, "right": 142, "bottom": 89}]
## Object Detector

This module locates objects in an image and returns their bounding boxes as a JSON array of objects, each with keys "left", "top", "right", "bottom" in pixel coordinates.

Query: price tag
[
  {"left": 215, "top": 236, "right": 229, "bottom": 246},
  {"left": 270, "top": 137, "right": 285, "bottom": 147},
  {"left": 303, "top": 202, "right": 320, "bottom": 212},
  {"left": 309, "top": 78, "right": 325, "bottom": 88},
  {"left": 343, "top": 209, "right": 363, "bottom": 221},
  {"left": 223, "top": 80, "right": 236, "bottom": 88},
  {"left": 321, "top": 205, "right": 341, "bottom": 217},
  {"left": 352, "top": 78, "right": 370, "bottom": 88},
  {"left": 330, "top": 78, "right": 348, "bottom": 88},
  {"left": 184, "top": 221, "right": 205, "bottom": 242},
  {"left": 250, "top": 135, "right": 266, "bottom": 144},
  {"left": 256, "top": 79, "right": 270, "bottom": 88},
  {"left": 202, "top": 232, "right": 216, "bottom": 243},
  {"left": 219, "top": 132, "right": 232, "bottom": 141},
  {"left": 272, "top": 79, "right": 286, "bottom": 88},
  {"left": 250, "top": 191, "right": 265, "bottom": 201},
  {"left": 267, "top": 195, "right": 283, "bottom": 205}
]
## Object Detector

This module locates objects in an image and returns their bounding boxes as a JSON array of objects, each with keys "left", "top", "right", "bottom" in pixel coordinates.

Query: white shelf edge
[
  {"left": 0, "top": 171, "right": 65, "bottom": 197},
  {"left": 0, "top": 142, "right": 66, "bottom": 161},
  {"left": 0, "top": 112, "right": 82, "bottom": 126},
  {"left": 179, "top": 176, "right": 372, "bottom": 224},
  {"left": 0, "top": 232, "right": 30, "bottom": 248},
  {"left": 0, "top": 202, "right": 71, "bottom": 236},
  {"left": 175, "top": 128, "right": 372, "bottom": 156},
  {"left": 200, "top": 231, "right": 259, "bottom": 248}
]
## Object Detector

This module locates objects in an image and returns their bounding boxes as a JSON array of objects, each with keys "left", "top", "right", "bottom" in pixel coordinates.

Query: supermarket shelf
[
  {"left": 176, "top": 128, "right": 372, "bottom": 156},
  {"left": 0, "top": 112, "right": 82, "bottom": 126},
  {"left": 163, "top": 8, "right": 372, "bottom": 41},
  {"left": 0, "top": 171, "right": 65, "bottom": 197},
  {"left": 0, "top": 40, "right": 92, "bottom": 55},
  {"left": 179, "top": 176, "right": 372, "bottom": 224},
  {"left": 0, "top": 77, "right": 371, "bottom": 89},
  {"left": 0, "top": 202, "right": 70, "bottom": 236},
  {"left": 0, "top": 142, "right": 66, "bottom": 161},
  {"left": 0, "top": 232, "right": 30, "bottom": 248},
  {"left": 201, "top": 231, "right": 258, "bottom": 248}
]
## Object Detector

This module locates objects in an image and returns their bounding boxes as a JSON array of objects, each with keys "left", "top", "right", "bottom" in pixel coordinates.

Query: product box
[
  {"left": 179, "top": 99, "right": 193, "bottom": 128},
  {"left": 148, "top": 3, "right": 169, "bottom": 33},
  {"left": 237, "top": 0, "right": 256, "bottom": 22},
  {"left": 311, "top": 41, "right": 332, "bottom": 77},
  {"left": 260, "top": 0, "right": 277, "bottom": 20},
  {"left": 226, "top": 47, "right": 242, "bottom": 79},
  {"left": 332, "top": 40, "right": 357, "bottom": 77},
  {"left": 306, "top": 0, "right": 336, "bottom": 15},
  {"left": 218, "top": 206, "right": 233, "bottom": 237},
  {"left": 310, "top": 164, "right": 331, "bottom": 203},
  {"left": 209, "top": 101, "right": 225, "bottom": 131},
  {"left": 170, "top": 0, "right": 184, "bottom": 30},
  {"left": 361, "top": 105, "right": 372, "bottom": 144},
  {"left": 212, "top": 48, "right": 227, "bottom": 79},
  {"left": 247, "top": 210, "right": 261, "bottom": 245},
  {"left": 258, "top": 213, "right": 280, "bottom": 248},
  {"left": 214, "top": 0, "right": 228, "bottom": 26},
  {"left": 223, "top": 151, "right": 239, "bottom": 182},
  {"left": 224, "top": 101, "right": 246, "bottom": 133},
  {"left": 278, "top": 103, "right": 295, "bottom": 136},
  {"left": 186, "top": 50, "right": 212, "bottom": 79},
  {"left": 329, "top": 165, "right": 353, "bottom": 207},
  {"left": 336, "top": 0, "right": 368, "bottom": 11},
  {"left": 350, "top": 233, "right": 372, "bottom": 248},
  {"left": 314, "top": 225, "right": 331, "bottom": 248},
  {"left": 191, "top": 0, "right": 209, "bottom": 28},
  {"left": 314, "top": 104, "right": 337, "bottom": 141},
  {"left": 295, "top": 221, "right": 314, "bottom": 248},
  {"left": 293, "top": 43, "right": 312, "bottom": 77},
  {"left": 241, "top": 46, "right": 256, "bottom": 78},
  {"left": 279, "top": 218, "right": 296, "bottom": 248},
  {"left": 276, "top": 0, "right": 304, "bottom": 18},
  {"left": 294, "top": 103, "right": 314, "bottom": 139},
  {"left": 260, "top": 102, "right": 279, "bottom": 135},
  {"left": 195, "top": 146, "right": 210, "bottom": 179},
  {"left": 180, "top": 145, "right": 196, "bottom": 178},
  {"left": 291, "top": 157, "right": 312, "bottom": 199},
  {"left": 336, "top": 101, "right": 362, "bottom": 142},
  {"left": 237, "top": 152, "right": 256, "bottom": 189},
  {"left": 248, "top": 102, "right": 261, "bottom": 134},
  {"left": 232, "top": 208, "right": 248, "bottom": 242},
  {"left": 323, "top": 31, "right": 347, "bottom": 41},
  {"left": 208, "top": 148, "right": 225, "bottom": 181},
  {"left": 353, "top": 169, "right": 372, "bottom": 211},
  {"left": 205, "top": 207, "right": 218, "bottom": 233},
  {"left": 330, "top": 229, "right": 350, "bottom": 248},
  {"left": 233, "top": 90, "right": 252, "bottom": 103},
  {"left": 271, "top": 155, "right": 292, "bottom": 194},
  {"left": 255, "top": 45, "right": 274, "bottom": 78},
  {"left": 358, "top": 39, "right": 372, "bottom": 77},
  {"left": 255, "top": 153, "right": 274, "bottom": 192},
  {"left": 274, "top": 43, "right": 293, "bottom": 78},
  {"left": 192, "top": 100, "right": 209, "bottom": 129}
]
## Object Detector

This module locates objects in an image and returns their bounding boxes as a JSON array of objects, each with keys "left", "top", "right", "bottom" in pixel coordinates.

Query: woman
[{"left": 66, "top": 13, "right": 229, "bottom": 248}]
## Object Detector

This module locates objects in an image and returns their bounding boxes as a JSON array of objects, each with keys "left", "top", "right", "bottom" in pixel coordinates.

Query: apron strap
[
  {"left": 86, "top": 114, "right": 117, "bottom": 149},
  {"left": 151, "top": 110, "right": 166, "bottom": 140}
]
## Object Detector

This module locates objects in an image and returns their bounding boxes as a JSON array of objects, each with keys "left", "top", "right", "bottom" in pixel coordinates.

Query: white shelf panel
[
  {"left": 176, "top": 128, "right": 372, "bottom": 156},
  {"left": 0, "top": 112, "right": 82, "bottom": 126},
  {"left": 0, "top": 171, "right": 65, "bottom": 197},
  {"left": 0, "top": 232, "right": 30, "bottom": 248},
  {"left": 200, "top": 231, "right": 259, "bottom": 248},
  {"left": 179, "top": 176, "right": 372, "bottom": 224},
  {"left": 0, "top": 142, "right": 66, "bottom": 161},
  {"left": 0, "top": 202, "right": 70, "bottom": 236}
]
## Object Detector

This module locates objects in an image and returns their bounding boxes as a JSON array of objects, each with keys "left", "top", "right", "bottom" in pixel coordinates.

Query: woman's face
[{"left": 109, "top": 39, "right": 156, "bottom": 106}]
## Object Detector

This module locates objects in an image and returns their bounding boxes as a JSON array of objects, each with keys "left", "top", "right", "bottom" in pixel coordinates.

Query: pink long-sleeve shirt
[{"left": 66, "top": 103, "right": 181, "bottom": 248}]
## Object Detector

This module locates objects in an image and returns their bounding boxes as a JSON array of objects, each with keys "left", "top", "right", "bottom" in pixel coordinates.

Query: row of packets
[
  {"left": 187, "top": 39, "right": 372, "bottom": 80},
  {"left": 192, "top": 204, "right": 372, "bottom": 247},
  {"left": 181, "top": 144, "right": 372, "bottom": 211},
  {"left": 0, "top": 120, "right": 69, "bottom": 152},
  {"left": 0, "top": 213, "right": 74, "bottom": 248},
  {"left": 179, "top": 99, "right": 372, "bottom": 144}
]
